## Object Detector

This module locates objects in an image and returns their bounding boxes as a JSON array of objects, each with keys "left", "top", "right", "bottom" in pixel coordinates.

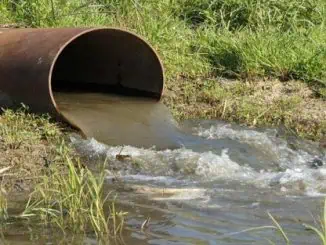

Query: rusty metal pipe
[{"left": 0, "top": 28, "right": 164, "bottom": 124}]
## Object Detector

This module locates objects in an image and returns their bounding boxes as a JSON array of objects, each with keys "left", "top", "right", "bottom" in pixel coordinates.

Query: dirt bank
[{"left": 164, "top": 77, "right": 326, "bottom": 143}]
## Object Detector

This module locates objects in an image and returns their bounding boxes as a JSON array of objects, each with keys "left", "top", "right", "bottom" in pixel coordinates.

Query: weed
[
  {"left": 0, "top": 106, "right": 62, "bottom": 149},
  {"left": 22, "top": 156, "right": 126, "bottom": 237},
  {"left": 0, "top": 188, "right": 8, "bottom": 222},
  {"left": 303, "top": 199, "right": 326, "bottom": 245},
  {"left": 234, "top": 198, "right": 326, "bottom": 245},
  {"left": 0, "top": 107, "right": 126, "bottom": 235}
]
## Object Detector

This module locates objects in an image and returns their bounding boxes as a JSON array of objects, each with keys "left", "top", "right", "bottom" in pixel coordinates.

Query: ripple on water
[
  {"left": 69, "top": 120, "right": 325, "bottom": 245},
  {"left": 70, "top": 120, "right": 325, "bottom": 196}
]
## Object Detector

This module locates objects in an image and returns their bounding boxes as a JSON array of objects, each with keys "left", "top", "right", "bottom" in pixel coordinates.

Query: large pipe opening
[
  {"left": 51, "top": 29, "right": 164, "bottom": 103},
  {"left": 0, "top": 27, "right": 177, "bottom": 148},
  {"left": 46, "top": 28, "right": 179, "bottom": 149}
]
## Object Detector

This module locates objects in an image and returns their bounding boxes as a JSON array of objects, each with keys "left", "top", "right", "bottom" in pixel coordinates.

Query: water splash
[{"left": 71, "top": 120, "right": 325, "bottom": 196}]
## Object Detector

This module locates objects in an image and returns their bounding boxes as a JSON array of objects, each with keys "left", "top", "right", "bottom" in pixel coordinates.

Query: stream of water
[
  {"left": 3, "top": 92, "right": 325, "bottom": 244},
  {"left": 70, "top": 120, "right": 325, "bottom": 245}
]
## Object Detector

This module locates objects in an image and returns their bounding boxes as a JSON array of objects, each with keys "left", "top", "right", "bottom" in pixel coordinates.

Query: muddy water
[
  {"left": 54, "top": 92, "right": 184, "bottom": 150},
  {"left": 70, "top": 120, "right": 325, "bottom": 245},
  {"left": 2, "top": 93, "right": 326, "bottom": 245}
]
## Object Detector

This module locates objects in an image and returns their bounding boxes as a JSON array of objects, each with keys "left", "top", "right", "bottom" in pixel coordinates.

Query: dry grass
[
  {"left": 163, "top": 78, "right": 326, "bottom": 141},
  {"left": 0, "top": 107, "right": 66, "bottom": 192}
]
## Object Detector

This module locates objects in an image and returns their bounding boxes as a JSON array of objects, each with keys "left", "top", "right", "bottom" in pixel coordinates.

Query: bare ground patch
[
  {"left": 163, "top": 77, "right": 326, "bottom": 143},
  {"left": 0, "top": 109, "right": 72, "bottom": 194}
]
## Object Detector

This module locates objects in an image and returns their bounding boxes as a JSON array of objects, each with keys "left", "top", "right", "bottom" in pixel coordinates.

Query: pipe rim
[{"left": 48, "top": 27, "right": 165, "bottom": 124}]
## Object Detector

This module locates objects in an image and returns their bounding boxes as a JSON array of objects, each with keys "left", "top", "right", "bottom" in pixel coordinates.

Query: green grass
[
  {"left": 0, "top": 0, "right": 325, "bottom": 140},
  {"left": 0, "top": 106, "right": 67, "bottom": 192},
  {"left": 1, "top": 0, "right": 325, "bottom": 85},
  {"left": 303, "top": 199, "right": 326, "bottom": 245},
  {"left": 231, "top": 199, "right": 326, "bottom": 245},
  {"left": 22, "top": 155, "right": 126, "bottom": 237},
  {"left": 266, "top": 199, "right": 326, "bottom": 245},
  {"left": 175, "top": 0, "right": 325, "bottom": 31},
  {"left": 0, "top": 188, "right": 8, "bottom": 223},
  {"left": 194, "top": 27, "right": 326, "bottom": 84},
  {"left": 0, "top": 108, "right": 125, "bottom": 237},
  {"left": 0, "top": 106, "right": 61, "bottom": 149},
  {"left": 215, "top": 198, "right": 326, "bottom": 244}
]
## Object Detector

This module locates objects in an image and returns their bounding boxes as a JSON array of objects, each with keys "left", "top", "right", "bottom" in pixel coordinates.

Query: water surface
[
  {"left": 2, "top": 92, "right": 325, "bottom": 245},
  {"left": 55, "top": 92, "right": 183, "bottom": 149}
]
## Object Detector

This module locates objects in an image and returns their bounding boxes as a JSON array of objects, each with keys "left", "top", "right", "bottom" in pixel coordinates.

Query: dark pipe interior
[{"left": 51, "top": 29, "right": 163, "bottom": 99}]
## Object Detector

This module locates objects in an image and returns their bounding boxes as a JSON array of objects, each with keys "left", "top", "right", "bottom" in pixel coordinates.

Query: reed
[
  {"left": 303, "top": 199, "right": 326, "bottom": 245},
  {"left": 0, "top": 188, "right": 8, "bottom": 222},
  {"left": 21, "top": 154, "right": 126, "bottom": 237},
  {"left": 238, "top": 198, "right": 326, "bottom": 245}
]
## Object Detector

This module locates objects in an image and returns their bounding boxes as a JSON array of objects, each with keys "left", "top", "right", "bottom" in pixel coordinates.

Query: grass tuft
[
  {"left": 0, "top": 108, "right": 126, "bottom": 237},
  {"left": 239, "top": 198, "right": 326, "bottom": 245},
  {"left": 0, "top": 188, "right": 8, "bottom": 223},
  {"left": 22, "top": 155, "right": 126, "bottom": 237},
  {"left": 303, "top": 199, "right": 326, "bottom": 245}
]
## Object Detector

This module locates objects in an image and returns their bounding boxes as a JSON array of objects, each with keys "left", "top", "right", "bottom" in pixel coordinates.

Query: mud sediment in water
[
  {"left": 54, "top": 92, "right": 184, "bottom": 149},
  {"left": 55, "top": 92, "right": 281, "bottom": 168}
]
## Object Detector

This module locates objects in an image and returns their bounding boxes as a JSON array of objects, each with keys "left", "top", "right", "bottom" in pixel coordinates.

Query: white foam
[
  {"left": 70, "top": 122, "right": 326, "bottom": 196},
  {"left": 71, "top": 136, "right": 256, "bottom": 180},
  {"left": 196, "top": 123, "right": 324, "bottom": 169}
]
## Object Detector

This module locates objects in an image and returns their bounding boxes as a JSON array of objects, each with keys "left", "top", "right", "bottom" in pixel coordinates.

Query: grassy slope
[
  {"left": 0, "top": 0, "right": 325, "bottom": 141},
  {"left": 0, "top": 108, "right": 125, "bottom": 236},
  {"left": 0, "top": 108, "right": 66, "bottom": 191}
]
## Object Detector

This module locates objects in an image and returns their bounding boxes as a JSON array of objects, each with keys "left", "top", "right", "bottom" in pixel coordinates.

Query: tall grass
[
  {"left": 0, "top": 188, "right": 8, "bottom": 223},
  {"left": 194, "top": 27, "right": 326, "bottom": 84},
  {"left": 260, "top": 199, "right": 326, "bottom": 245},
  {"left": 303, "top": 199, "right": 326, "bottom": 245},
  {"left": 0, "top": 108, "right": 126, "bottom": 236},
  {"left": 22, "top": 154, "right": 126, "bottom": 237},
  {"left": 176, "top": 0, "right": 325, "bottom": 31},
  {"left": 227, "top": 199, "right": 326, "bottom": 245},
  {"left": 1, "top": 0, "right": 325, "bottom": 89}
]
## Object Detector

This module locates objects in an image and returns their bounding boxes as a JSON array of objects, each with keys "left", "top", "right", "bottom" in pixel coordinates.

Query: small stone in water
[{"left": 309, "top": 158, "right": 324, "bottom": 169}]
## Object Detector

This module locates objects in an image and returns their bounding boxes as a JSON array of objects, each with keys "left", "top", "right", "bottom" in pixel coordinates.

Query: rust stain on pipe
[{"left": 0, "top": 28, "right": 164, "bottom": 127}]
